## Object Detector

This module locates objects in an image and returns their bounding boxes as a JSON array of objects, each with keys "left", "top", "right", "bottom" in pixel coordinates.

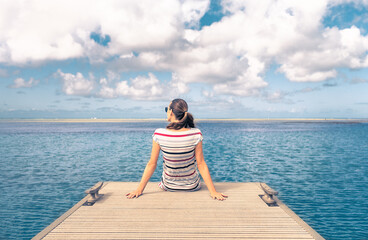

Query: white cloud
[
  {"left": 212, "top": 57, "right": 268, "bottom": 96},
  {"left": 181, "top": 0, "right": 210, "bottom": 28},
  {"left": 57, "top": 70, "right": 94, "bottom": 96},
  {"left": 202, "top": 90, "right": 214, "bottom": 98},
  {"left": 8, "top": 77, "right": 39, "bottom": 88},
  {"left": 213, "top": 0, "right": 368, "bottom": 85},
  {"left": 276, "top": 25, "right": 368, "bottom": 82},
  {"left": 262, "top": 90, "right": 295, "bottom": 104},
  {"left": 351, "top": 77, "right": 368, "bottom": 84},
  {"left": 279, "top": 66, "right": 338, "bottom": 82},
  {"left": 55, "top": 69, "right": 189, "bottom": 100},
  {"left": 98, "top": 72, "right": 189, "bottom": 100},
  {"left": 1, "top": 0, "right": 368, "bottom": 99},
  {"left": 117, "top": 0, "right": 368, "bottom": 95},
  {"left": 119, "top": 44, "right": 268, "bottom": 97},
  {"left": 0, "top": 0, "right": 207, "bottom": 64}
]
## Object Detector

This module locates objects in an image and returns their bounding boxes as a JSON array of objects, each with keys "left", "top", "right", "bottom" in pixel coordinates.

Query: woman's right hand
[
  {"left": 210, "top": 191, "right": 228, "bottom": 201},
  {"left": 126, "top": 189, "right": 143, "bottom": 199}
]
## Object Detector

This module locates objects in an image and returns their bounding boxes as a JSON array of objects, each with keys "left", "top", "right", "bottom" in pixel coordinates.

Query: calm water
[{"left": 0, "top": 121, "right": 367, "bottom": 239}]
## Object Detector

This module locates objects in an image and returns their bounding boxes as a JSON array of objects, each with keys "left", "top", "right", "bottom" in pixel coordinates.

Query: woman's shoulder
[
  {"left": 153, "top": 128, "right": 166, "bottom": 134},
  {"left": 154, "top": 127, "right": 201, "bottom": 133},
  {"left": 191, "top": 127, "right": 202, "bottom": 133}
]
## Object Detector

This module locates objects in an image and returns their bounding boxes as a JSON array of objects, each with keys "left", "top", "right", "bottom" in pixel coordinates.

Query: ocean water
[{"left": 0, "top": 121, "right": 367, "bottom": 239}]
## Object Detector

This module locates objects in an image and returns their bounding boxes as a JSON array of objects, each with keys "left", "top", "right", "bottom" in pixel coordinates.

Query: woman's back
[
  {"left": 153, "top": 127, "right": 203, "bottom": 191},
  {"left": 126, "top": 98, "right": 227, "bottom": 200}
]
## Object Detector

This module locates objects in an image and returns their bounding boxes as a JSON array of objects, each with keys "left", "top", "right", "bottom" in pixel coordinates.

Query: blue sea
[{"left": 0, "top": 120, "right": 367, "bottom": 239}]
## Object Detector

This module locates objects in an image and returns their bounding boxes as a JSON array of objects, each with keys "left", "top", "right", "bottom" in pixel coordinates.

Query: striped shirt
[{"left": 152, "top": 128, "right": 203, "bottom": 191}]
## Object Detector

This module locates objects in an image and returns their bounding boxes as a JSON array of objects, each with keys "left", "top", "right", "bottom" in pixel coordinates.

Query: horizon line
[{"left": 0, "top": 118, "right": 367, "bottom": 123}]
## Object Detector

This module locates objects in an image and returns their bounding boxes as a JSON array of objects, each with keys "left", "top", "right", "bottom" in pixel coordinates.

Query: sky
[{"left": 0, "top": 0, "right": 368, "bottom": 119}]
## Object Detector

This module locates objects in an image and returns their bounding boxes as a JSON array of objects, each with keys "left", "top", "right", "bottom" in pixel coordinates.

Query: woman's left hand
[{"left": 210, "top": 191, "right": 228, "bottom": 201}]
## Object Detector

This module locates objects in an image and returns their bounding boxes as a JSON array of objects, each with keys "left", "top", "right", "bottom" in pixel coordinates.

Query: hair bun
[{"left": 166, "top": 99, "right": 195, "bottom": 130}]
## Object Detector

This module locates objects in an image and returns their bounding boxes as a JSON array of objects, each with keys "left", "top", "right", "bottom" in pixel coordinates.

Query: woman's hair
[{"left": 166, "top": 98, "right": 195, "bottom": 130}]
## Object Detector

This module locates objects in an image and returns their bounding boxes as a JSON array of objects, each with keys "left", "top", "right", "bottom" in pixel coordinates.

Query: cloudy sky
[{"left": 0, "top": 0, "right": 368, "bottom": 119}]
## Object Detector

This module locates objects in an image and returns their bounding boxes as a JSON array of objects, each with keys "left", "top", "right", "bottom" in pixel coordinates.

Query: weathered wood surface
[{"left": 33, "top": 182, "right": 324, "bottom": 240}]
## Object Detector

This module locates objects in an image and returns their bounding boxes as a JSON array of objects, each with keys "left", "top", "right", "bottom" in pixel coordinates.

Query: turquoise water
[{"left": 0, "top": 121, "right": 367, "bottom": 239}]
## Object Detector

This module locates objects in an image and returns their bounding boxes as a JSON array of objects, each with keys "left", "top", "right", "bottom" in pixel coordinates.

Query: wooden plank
[
  {"left": 70, "top": 209, "right": 289, "bottom": 215},
  {"left": 58, "top": 221, "right": 302, "bottom": 227},
  {"left": 42, "top": 233, "right": 314, "bottom": 240},
  {"left": 34, "top": 182, "right": 324, "bottom": 240},
  {"left": 50, "top": 228, "right": 312, "bottom": 233},
  {"left": 42, "top": 237, "right": 313, "bottom": 240},
  {"left": 55, "top": 226, "right": 307, "bottom": 231},
  {"left": 63, "top": 218, "right": 300, "bottom": 223}
]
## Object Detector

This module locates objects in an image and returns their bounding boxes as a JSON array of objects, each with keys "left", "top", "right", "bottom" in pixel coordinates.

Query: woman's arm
[
  {"left": 195, "top": 141, "right": 228, "bottom": 201},
  {"left": 126, "top": 140, "right": 160, "bottom": 199}
]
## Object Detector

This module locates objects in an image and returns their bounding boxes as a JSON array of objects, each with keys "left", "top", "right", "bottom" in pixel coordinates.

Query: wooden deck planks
[{"left": 34, "top": 182, "right": 324, "bottom": 240}]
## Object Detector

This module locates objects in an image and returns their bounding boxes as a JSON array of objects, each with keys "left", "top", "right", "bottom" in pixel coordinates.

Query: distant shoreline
[{"left": 0, "top": 118, "right": 367, "bottom": 123}]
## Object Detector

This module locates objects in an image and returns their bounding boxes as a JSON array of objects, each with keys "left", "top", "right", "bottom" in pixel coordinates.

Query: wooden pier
[{"left": 33, "top": 182, "right": 324, "bottom": 240}]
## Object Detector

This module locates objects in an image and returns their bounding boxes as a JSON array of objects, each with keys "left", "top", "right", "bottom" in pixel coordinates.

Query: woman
[{"left": 126, "top": 99, "right": 228, "bottom": 201}]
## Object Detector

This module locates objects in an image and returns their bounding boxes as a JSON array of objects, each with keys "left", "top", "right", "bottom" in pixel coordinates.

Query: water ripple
[{"left": 0, "top": 121, "right": 367, "bottom": 239}]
